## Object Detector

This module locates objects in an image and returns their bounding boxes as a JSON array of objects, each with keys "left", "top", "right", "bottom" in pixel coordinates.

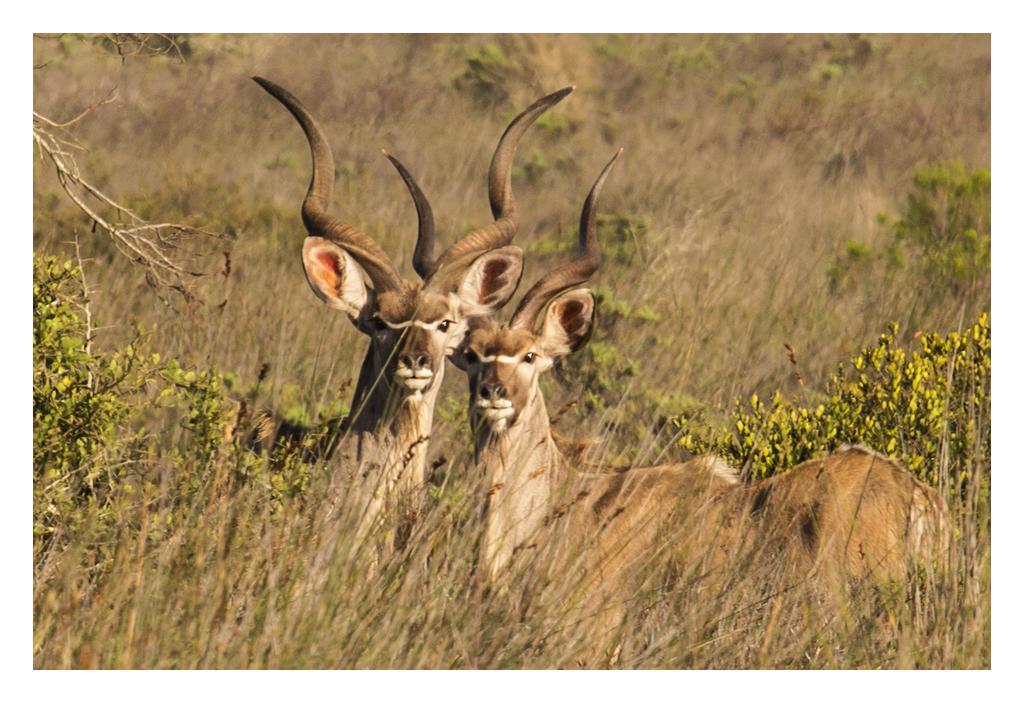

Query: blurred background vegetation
[{"left": 33, "top": 33, "right": 990, "bottom": 668}]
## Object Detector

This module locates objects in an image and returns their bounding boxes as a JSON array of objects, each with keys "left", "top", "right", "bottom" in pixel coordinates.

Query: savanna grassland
[{"left": 33, "top": 34, "right": 990, "bottom": 668}]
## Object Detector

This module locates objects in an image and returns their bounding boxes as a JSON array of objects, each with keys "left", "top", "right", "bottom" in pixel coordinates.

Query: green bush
[
  {"left": 555, "top": 284, "right": 658, "bottom": 415},
  {"left": 33, "top": 255, "right": 325, "bottom": 560},
  {"left": 33, "top": 256, "right": 154, "bottom": 549},
  {"left": 676, "top": 314, "right": 990, "bottom": 487},
  {"left": 528, "top": 211, "right": 651, "bottom": 264},
  {"left": 892, "top": 161, "right": 990, "bottom": 292},
  {"left": 829, "top": 161, "right": 990, "bottom": 299},
  {"left": 666, "top": 44, "right": 721, "bottom": 76},
  {"left": 453, "top": 44, "right": 517, "bottom": 104},
  {"left": 534, "top": 111, "right": 577, "bottom": 138}
]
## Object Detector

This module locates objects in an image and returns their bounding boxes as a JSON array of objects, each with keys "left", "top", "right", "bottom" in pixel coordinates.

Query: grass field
[{"left": 32, "top": 33, "right": 990, "bottom": 669}]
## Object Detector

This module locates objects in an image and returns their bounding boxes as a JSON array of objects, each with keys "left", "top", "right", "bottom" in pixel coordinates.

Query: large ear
[
  {"left": 301, "top": 236, "right": 370, "bottom": 320},
  {"left": 538, "top": 288, "right": 596, "bottom": 359},
  {"left": 453, "top": 245, "right": 524, "bottom": 316}
]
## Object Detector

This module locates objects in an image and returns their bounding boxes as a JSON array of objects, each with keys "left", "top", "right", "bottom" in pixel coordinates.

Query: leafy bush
[
  {"left": 519, "top": 149, "right": 549, "bottom": 185},
  {"left": 891, "top": 162, "right": 990, "bottom": 292},
  {"left": 666, "top": 44, "right": 721, "bottom": 76},
  {"left": 534, "top": 111, "right": 577, "bottom": 138},
  {"left": 720, "top": 73, "right": 759, "bottom": 107},
  {"left": 528, "top": 211, "right": 651, "bottom": 264},
  {"left": 33, "top": 255, "right": 325, "bottom": 560},
  {"left": 829, "top": 161, "right": 990, "bottom": 299},
  {"left": 33, "top": 256, "right": 154, "bottom": 549},
  {"left": 453, "top": 44, "right": 518, "bottom": 104},
  {"left": 676, "top": 314, "right": 990, "bottom": 487},
  {"left": 554, "top": 284, "right": 660, "bottom": 416}
]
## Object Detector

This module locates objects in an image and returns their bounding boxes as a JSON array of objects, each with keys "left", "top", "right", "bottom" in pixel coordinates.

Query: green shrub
[
  {"left": 534, "top": 111, "right": 577, "bottom": 138},
  {"left": 666, "top": 44, "right": 720, "bottom": 76},
  {"left": 520, "top": 149, "right": 548, "bottom": 185},
  {"left": 159, "top": 360, "right": 227, "bottom": 473},
  {"left": 720, "top": 73, "right": 759, "bottom": 107},
  {"left": 676, "top": 314, "right": 990, "bottom": 487},
  {"left": 893, "top": 162, "right": 990, "bottom": 293},
  {"left": 829, "top": 161, "right": 990, "bottom": 299},
  {"left": 33, "top": 255, "right": 325, "bottom": 560},
  {"left": 33, "top": 256, "right": 154, "bottom": 548},
  {"left": 527, "top": 211, "right": 651, "bottom": 264},
  {"left": 554, "top": 284, "right": 660, "bottom": 416},
  {"left": 453, "top": 44, "right": 517, "bottom": 104}
]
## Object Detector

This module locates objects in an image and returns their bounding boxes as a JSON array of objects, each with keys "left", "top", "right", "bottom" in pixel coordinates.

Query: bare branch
[
  {"left": 100, "top": 34, "right": 186, "bottom": 64},
  {"left": 33, "top": 108, "right": 226, "bottom": 303},
  {"left": 33, "top": 89, "right": 118, "bottom": 129},
  {"left": 71, "top": 231, "right": 94, "bottom": 389}
]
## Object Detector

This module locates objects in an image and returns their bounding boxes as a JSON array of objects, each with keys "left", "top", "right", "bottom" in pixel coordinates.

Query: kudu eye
[
  {"left": 438, "top": 319, "right": 453, "bottom": 333},
  {"left": 523, "top": 352, "right": 537, "bottom": 364}
]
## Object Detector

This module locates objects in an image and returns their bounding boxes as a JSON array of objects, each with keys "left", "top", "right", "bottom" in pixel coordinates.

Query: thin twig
[
  {"left": 33, "top": 105, "right": 226, "bottom": 303},
  {"left": 72, "top": 230, "right": 94, "bottom": 389},
  {"left": 34, "top": 89, "right": 118, "bottom": 129}
]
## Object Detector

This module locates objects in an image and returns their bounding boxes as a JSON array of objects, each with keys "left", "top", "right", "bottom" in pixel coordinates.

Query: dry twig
[{"left": 33, "top": 93, "right": 225, "bottom": 304}]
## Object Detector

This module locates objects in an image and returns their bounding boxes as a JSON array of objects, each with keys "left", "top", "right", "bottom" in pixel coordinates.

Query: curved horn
[
  {"left": 429, "top": 85, "right": 575, "bottom": 276},
  {"left": 252, "top": 76, "right": 402, "bottom": 292},
  {"left": 382, "top": 150, "right": 436, "bottom": 280},
  {"left": 510, "top": 148, "right": 622, "bottom": 331}
]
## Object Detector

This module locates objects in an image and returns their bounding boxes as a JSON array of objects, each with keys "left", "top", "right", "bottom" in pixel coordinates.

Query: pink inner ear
[
  {"left": 312, "top": 250, "right": 342, "bottom": 292},
  {"left": 559, "top": 299, "right": 585, "bottom": 334},
  {"left": 317, "top": 251, "right": 343, "bottom": 276},
  {"left": 480, "top": 259, "right": 509, "bottom": 302}
]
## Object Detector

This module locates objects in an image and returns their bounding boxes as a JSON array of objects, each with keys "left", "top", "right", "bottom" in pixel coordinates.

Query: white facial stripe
[
  {"left": 381, "top": 318, "right": 454, "bottom": 332},
  {"left": 478, "top": 354, "right": 521, "bottom": 364}
]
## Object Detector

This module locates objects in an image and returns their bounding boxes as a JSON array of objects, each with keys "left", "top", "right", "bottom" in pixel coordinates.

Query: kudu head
[
  {"left": 253, "top": 77, "right": 572, "bottom": 429},
  {"left": 454, "top": 149, "right": 622, "bottom": 434}
]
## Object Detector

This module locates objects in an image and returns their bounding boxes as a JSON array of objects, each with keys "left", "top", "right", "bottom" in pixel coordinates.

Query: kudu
[
  {"left": 253, "top": 77, "right": 572, "bottom": 545},
  {"left": 450, "top": 150, "right": 946, "bottom": 647}
]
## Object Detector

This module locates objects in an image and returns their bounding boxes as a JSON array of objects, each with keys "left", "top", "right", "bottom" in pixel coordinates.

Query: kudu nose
[
  {"left": 399, "top": 352, "right": 432, "bottom": 372},
  {"left": 479, "top": 382, "right": 506, "bottom": 401}
]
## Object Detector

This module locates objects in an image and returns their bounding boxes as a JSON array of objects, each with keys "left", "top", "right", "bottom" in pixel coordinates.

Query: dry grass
[
  {"left": 32, "top": 33, "right": 990, "bottom": 669},
  {"left": 32, "top": 441, "right": 989, "bottom": 669}
]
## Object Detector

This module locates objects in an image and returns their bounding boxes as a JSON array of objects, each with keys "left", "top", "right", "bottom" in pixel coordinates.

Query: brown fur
[
  {"left": 467, "top": 324, "right": 536, "bottom": 359},
  {"left": 466, "top": 314, "right": 947, "bottom": 657},
  {"left": 523, "top": 448, "right": 946, "bottom": 657},
  {"left": 375, "top": 285, "right": 452, "bottom": 325}
]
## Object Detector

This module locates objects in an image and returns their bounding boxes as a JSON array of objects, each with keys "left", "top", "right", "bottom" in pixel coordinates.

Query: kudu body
[
  {"left": 253, "top": 77, "right": 571, "bottom": 544},
  {"left": 453, "top": 151, "right": 946, "bottom": 639}
]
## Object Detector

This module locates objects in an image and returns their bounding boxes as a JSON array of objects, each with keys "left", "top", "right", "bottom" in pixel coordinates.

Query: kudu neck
[
  {"left": 476, "top": 384, "right": 563, "bottom": 472},
  {"left": 477, "top": 383, "right": 565, "bottom": 580},
  {"left": 347, "top": 346, "right": 443, "bottom": 479}
]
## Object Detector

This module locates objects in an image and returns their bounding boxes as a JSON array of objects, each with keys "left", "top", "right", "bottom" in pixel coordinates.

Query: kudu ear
[
  {"left": 539, "top": 288, "right": 596, "bottom": 359},
  {"left": 301, "top": 237, "right": 370, "bottom": 320},
  {"left": 453, "top": 246, "right": 524, "bottom": 316}
]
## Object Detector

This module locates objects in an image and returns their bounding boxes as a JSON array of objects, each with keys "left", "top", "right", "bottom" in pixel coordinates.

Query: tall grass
[{"left": 32, "top": 34, "right": 990, "bottom": 668}]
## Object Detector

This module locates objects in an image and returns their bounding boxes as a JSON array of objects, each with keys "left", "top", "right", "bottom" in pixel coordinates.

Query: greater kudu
[
  {"left": 253, "top": 77, "right": 572, "bottom": 546},
  {"left": 450, "top": 150, "right": 947, "bottom": 653}
]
